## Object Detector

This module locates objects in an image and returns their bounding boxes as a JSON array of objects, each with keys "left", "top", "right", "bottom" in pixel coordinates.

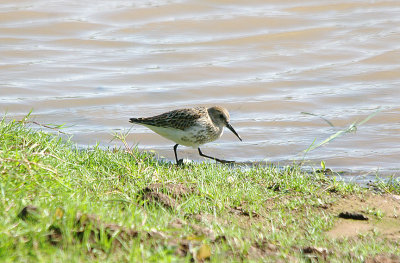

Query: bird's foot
[
  {"left": 216, "top": 159, "right": 235, "bottom": 164},
  {"left": 176, "top": 159, "right": 184, "bottom": 166}
]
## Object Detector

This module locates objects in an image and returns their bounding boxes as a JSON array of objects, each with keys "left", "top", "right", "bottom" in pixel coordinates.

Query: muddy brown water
[{"left": 1, "top": 0, "right": 399, "bottom": 177}]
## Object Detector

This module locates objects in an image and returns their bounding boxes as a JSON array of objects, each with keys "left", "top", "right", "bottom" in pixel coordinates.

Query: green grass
[{"left": 1, "top": 116, "right": 399, "bottom": 262}]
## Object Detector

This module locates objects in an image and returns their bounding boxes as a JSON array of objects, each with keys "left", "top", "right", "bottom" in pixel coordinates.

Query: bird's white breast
[{"left": 143, "top": 124, "right": 223, "bottom": 148}]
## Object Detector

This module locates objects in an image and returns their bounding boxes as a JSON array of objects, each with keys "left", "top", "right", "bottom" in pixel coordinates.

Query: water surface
[{"left": 1, "top": 0, "right": 399, "bottom": 175}]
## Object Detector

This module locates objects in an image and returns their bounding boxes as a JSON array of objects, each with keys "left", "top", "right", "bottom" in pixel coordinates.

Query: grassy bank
[{"left": 1, "top": 117, "right": 399, "bottom": 262}]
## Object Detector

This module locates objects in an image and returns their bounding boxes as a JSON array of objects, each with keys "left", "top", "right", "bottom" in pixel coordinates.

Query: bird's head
[{"left": 208, "top": 106, "right": 242, "bottom": 141}]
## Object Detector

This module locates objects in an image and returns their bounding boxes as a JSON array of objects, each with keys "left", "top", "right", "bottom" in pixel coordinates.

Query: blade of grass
[
  {"left": 302, "top": 107, "right": 382, "bottom": 154},
  {"left": 301, "top": 112, "right": 335, "bottom": 127}
]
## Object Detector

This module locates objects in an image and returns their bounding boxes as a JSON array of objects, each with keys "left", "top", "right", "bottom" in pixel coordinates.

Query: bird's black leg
[
  {"left": 198, "top": 148, "right": 234, "bottom": 164},
  {"left": 173, "top": 144, "right": 184, "bottom": 165}
]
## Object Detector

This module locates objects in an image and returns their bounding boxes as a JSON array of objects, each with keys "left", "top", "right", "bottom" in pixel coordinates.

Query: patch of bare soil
[
  {"left": 326, "top": 193, "right": 400, "bottom": 239},
  {"left": 140, "top": 183, "right": 194, "bottom": 209},
  {"left": 45, "top": 210, "right": 215, "bottom": 261},
  {"left": 365, "top": 254, "right": 400, "bottom": 263},
  {"left": 247, "top": 239, "right": 280, "bottom": 259},
  {"left": 73, "top": 212, "right": 139, "bottom": 245}
]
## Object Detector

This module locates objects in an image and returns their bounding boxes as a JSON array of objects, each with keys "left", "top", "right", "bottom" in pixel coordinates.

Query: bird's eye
[{"left": 219, "top": 114, "right": 224, "bottom": 119}]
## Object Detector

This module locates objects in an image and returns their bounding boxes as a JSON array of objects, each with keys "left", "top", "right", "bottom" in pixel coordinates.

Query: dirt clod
[
  {"left": 74, "top": 212, "right": 138, "bottom": 246},
  {"left": 18, "top": 205, "right": 39, "bottom": 221},
  {"left": 144, "top": 183, "right": 193, "bottom": 198},
  {"left": 302, "top": 246, "right": 329, "bottom": 259},
  {"left": 144, "top": 191, "right": 178, "bottom": 209},
  {"left": 141, "top": 183, "right": 194, "bottom": 209},
  {"left": 47, "top": 225, "right": 63, "bottom": 245},
  {"left": 229, "top": 206, "right": 259, "bottom": 217},
  {"left": 191, "top": 223, "right": 215, "bottom": 241},
  {"left": 338, "top": 211, "right": 369, "bottom": 220}
]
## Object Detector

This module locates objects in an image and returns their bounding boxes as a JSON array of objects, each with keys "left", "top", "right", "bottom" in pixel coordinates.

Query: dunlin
[{"left": 129, "top": 106, "right": 242, "bottom": 164}]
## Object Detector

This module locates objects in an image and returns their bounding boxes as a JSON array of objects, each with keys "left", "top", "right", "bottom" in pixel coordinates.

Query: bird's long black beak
[{"left": 226, "top": 123, "right": 242, "bottom": 141}]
